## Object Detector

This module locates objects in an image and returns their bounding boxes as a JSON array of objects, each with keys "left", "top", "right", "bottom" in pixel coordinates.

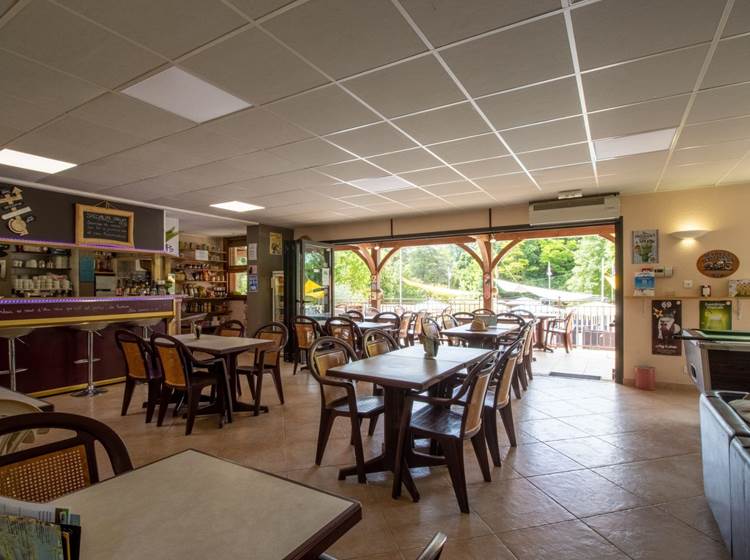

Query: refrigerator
[{"left": 271, "top": 271, "right": 285, "bottom": 323}]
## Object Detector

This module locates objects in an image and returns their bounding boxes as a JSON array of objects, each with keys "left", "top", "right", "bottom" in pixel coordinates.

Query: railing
[{"left": 337, "top": 297, "right": 617, "bottom": 349}]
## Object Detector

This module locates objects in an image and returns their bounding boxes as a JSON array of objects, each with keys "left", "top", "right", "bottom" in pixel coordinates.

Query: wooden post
[{"left": 370, "top": 246, "right": 381, "bottom": 310}]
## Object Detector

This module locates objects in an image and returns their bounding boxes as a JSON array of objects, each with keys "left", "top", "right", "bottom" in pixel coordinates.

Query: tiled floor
[
  {"left": 533, "top": 347, "right": 615, "bottom": 379},
  {"left": 47, "top": 362, "right": 727, "bottom": 560}
]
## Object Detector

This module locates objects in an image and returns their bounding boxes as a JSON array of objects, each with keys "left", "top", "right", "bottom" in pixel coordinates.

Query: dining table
[
  {"left": 328, "top": 345, "right": 492, "bottom": 501},
  {"left": 533, "top": 313, "right": 559, "bottom": 350},
  {"left": 175, "top": 334, "right": 274, "bottom": 415},
  {"left": 354, "top": 321, "right": 388, "bottom": 331},
  {"left": 52, "top": 449, "right": 361, "bottom": 560},
  {"left": 441, "top": 322, "right": 519, "bottom": 347}
]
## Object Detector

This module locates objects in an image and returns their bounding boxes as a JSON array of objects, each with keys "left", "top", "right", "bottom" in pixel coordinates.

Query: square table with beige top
[
  {"left": 52, "top": 449, "right": 361, "bottom": 559},
  {"left": 175, "top": 334, "right": 274, "bottom": 414},
  {"left": 328, "top": 345, "right": 491, "bottom": 501}
]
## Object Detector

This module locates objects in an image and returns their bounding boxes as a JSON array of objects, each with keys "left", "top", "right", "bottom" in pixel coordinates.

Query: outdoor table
[
  {"left": 52, "top": 450, "right": 361, "bottom": 560},
  {"left": 175, "top": 334, "right": 274, "bottom": 415},
  {"left": 354, "top": 321, "right": 389, "bottom": 331},
  {"left": 534, "top": 313, "right": 559, "bottom": 350},
  {"left": 441, "top": 322, "right": 519, "bottom": 347},
  {"left": 328, "top": 346, "right": 492, "bottom": 501}
]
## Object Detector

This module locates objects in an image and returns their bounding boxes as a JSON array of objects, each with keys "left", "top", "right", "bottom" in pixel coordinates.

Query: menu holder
[
  {"left": 76, "top": 203, "right": 134, "bottom": 248},
  {"left": 0, "top": 497, "right": 80, "bottom": 560}
]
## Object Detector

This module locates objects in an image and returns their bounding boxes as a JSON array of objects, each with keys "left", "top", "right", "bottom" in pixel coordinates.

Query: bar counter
[{"left": 0, "top": 296, "right": 180, "bottom": 395}]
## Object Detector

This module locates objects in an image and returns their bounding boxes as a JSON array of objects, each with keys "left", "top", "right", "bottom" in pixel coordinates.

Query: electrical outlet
[{"left": 683, "top": 280, "right": 693, "bottom": 289}]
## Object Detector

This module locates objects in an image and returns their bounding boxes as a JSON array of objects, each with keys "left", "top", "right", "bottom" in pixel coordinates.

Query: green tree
[
  {"left": 333, "top": 250, "right": 370, "bottom": 301},
  {"left": 565, "top": 236, "right": 615, "bottom": 300}
]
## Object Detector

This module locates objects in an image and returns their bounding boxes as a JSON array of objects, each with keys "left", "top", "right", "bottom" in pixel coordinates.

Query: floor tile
[
  {"left": 546, "top": 436, "right": 636, "bottom": 468},
  {"left": 401, "top": 535, "right": 516, "bottom": 560},
  {"left": 502, "top": 442, "right": 585, "bottom": 477},
  {"left": 658, "top": 495, "right": 723, "bottom": 542}
]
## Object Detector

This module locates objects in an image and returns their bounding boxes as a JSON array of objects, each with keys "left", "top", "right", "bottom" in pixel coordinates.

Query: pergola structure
[{"left": 337, "top": 224, "right": 616, "bottom": 310}]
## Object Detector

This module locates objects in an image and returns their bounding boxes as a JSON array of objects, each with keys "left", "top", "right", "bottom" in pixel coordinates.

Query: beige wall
[{"left": 296, "top": 183, "right": 750, "bottom": 385}]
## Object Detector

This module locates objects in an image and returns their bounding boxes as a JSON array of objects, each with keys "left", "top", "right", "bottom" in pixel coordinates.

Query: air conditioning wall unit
[{"left": 529, "top": 194, "right": 620, "bottom": 226}]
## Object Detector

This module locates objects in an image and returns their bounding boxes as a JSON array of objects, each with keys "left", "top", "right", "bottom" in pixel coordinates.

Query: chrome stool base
[
  {"left": 72, "top": 385, "right": 107, "bottom": 397},
  {"left": 71, "top": 322, "right": 108, "bottom": 398}
]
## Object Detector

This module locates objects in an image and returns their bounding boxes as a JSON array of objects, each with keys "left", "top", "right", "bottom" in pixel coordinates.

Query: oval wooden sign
[{"left": 697, "top": 249, "right": 740, "bottom": 278}]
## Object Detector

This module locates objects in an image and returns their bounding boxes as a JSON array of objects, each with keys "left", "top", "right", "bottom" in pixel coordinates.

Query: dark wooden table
[
  {"left": 442, "top": 323, "right": 518, "bottom": 346},
  {"left": 53, "top": 449, "right": 361, "bottom": 560},
  {"left": 328, "top": 346, "right": 492, "bottom": 501},
  {"left": 175, "top": 334, "right": 274, "bottom": 415}
]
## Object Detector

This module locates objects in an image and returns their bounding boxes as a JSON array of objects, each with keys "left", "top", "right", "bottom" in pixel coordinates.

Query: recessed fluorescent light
[
  {"left": 594, "top": 128, "right": 676, "bottom": 160},
  {"left": 210, "top": 201, "right": 264, "bottom": 213},
  {"left": 0, "top": 149, "right": 76, "bottom": 174},
  {"left": 123, "top": 67, "right": 251, "bottom": 123},
  {"left": 349, "top": 176, "right": 413, "bottom": 193}
]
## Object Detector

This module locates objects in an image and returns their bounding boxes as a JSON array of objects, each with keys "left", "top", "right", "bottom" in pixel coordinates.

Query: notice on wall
[
  {"left": 248, "top": 243, "right": 257, "bottom": 261},
  {"left": 269, "top": 232, "right": 282, "bottom": 255},
  {"left": 651, "top": 299, "right": 682, "bottom": 356},
  {"left": 164, "top": 215, "right": 179, "bottom": 256},
  {"left": 700, "top": 300, "right": 733, "bottom": 331},
  {"left": 632, "top": 229, "right": 658, "bottom": 264},
  {"left": 248, "top": 274, "right": 258, "bottom": 292}
]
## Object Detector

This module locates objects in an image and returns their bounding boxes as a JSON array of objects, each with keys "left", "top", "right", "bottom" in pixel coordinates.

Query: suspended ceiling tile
[
  {"left": 478, "top": 78, "right": 581, "bottom": 131},
  {"left": 70, "top": 93, "right": 194, "bottom": 140},
  {"left": 115, "top": 141, "right": 208, "bottom": 174},
  {"left": 150, "top": 125, "right": 254, "bottom": 164},
  {"left": 702, "top": 35, "right": 750, "bottom": 89},
  {"left": 268, "top": 138, "right": 353, "bottom": 168},
  {"left": 679, "top": 116, "right": 750, "bottom": 148},
  {"left": 724, "top": 1, "right": 750, "bottom": 37},
  {"left": 518, "top": 143, "right": 591, "bottom": 171},
  {"left": 583, "top": 45, "right": 707, "bottom": 111},
  {"left": 58, "top": 0, "right": 246, "bottom": 58},
  {"left": 672, "top": 138, "right": 750, "bottom": 165},
  {"left": 596, "top": 151, "right": 667, "bottom": 178},
  {"left": 383, "top": 188, "right": 437, "bottom": 203},
  {"left": 202, "top": 107, "right": 311, "bottom": 150},
  {"left": 344, "top": 55, "right": 464, "bottom": 118},
  {"left": 442, "top": 14, "right": 572, "bottom": 97},
  {"left": 342, "top": 193, "right": 392, "bottom": 207},
  {"left": 0, "top": 93, "right": 56, "bottom": 137},
  {"left": 400, "top": 0, "right": 560, "bottom": 47},
  {"left": 427, "top": 133, "right": 508, "bottom": 164},
  {"left": 327, "top": 122, "right": 416, "bottom": 157},
  {"left": 317, "top": 159, "right": 388, "bottom": 182},
  {"left": 393, "top": 102, "right": 491, "bottom": 145},
  {"left": 181, "top": 27, "right": 327, "bottom": 105},
  {"left": 0, "top": 0, "right": 163, "bottom": 88},
  {"left": 688, "top": 83, "right": 750, "bottom": 124},
  {"left": 503, "top": 116, "right": 587, "bottom": 153},
  {"left": 226, "top": 0, "right": 295, "bottom": 20},
  {"left": 572, "top": 0, "right": 723, "bottom": 70},
  {"left": 0, "top": 164, "right": 49, "bottom": 184},
  {"left": 589, "top": 96, "right": 689, "bottom": 139},
  {"left": 720, "top": 158, "right": 750, "bottom": 185},
  {"left": 367, "top": 148, "right": 443, "bottom": 174},
  {"left": 268, "top": 85, "right": 379, "bottom": 135},
  {"left": 443, "top": 190, "right": 495, "bottom": 206},
  {"left": 424, "top": 180, "right": 480, "bottom": 197},
  {"left": 398, "top": 166, "right": 463, "bottom": 186},
  {"left": 453, "top": 155, "right": 521, "bottom": 179},
  {"left": 47, "top": 153, "right": 169, "bottom": 189},
  {"left": 473, "top": 172, "right": 536, "bottom": 195},
  {"left": 0, "top": 50, "right": 105, "bottom": 116},
  {"left": 263, "top": 0, "right": 426, "bottom": 79},
  {"left": 308, "top": 182, "right": 367, "bottom": 198},
  {"left": 661, "top": 160, "right": 737, "bottom": 189},
  {"left": 532, "top": 163, "right": 596, "bottom": 185}
]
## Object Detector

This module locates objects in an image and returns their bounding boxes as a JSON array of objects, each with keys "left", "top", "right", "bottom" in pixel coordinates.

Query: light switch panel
[{"left": 683, "top": 280, "right": 693, "bottom": 289}]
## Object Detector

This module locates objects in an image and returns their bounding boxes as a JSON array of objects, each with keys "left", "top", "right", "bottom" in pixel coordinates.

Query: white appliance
[
  {"left": 95, "top": 274, "right": 116, "bottom": 296},
  {"left": 529, "top": 194, "right": 620, "bottom": 226}
]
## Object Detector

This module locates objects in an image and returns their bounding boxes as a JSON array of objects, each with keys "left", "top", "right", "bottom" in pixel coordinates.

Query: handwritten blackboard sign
[{"left": 76, "top": 204, "right": 134, "bottom": 247}]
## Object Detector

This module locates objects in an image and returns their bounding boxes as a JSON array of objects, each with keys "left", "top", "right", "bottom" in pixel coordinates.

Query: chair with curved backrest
[
  {"left": 345, "top": 309, "right": 364, "bottom": 322},
  {"left": 237, "top": 322, "right": 289, "bottom": 409},
  {"left": 439, "top": 314, "right": 464, "bottom": 347},
  {"left": 545, "top": 310, "right": 575, "bottom": 353},
  {"left": 0, "top": 400, "right": 44, "bottom": 456},
  {"left": 409, "top": 310, "right": 427, "bottom": 345},
  {"left": 292, "top": 315, "right": 323, "bottom": 375},
  {"left": 496, "top": 312, "right": 526, "bottom": 344},
  {"left": 363, "top": 306, "right": 380, "bottom": 318},
  {"left": 482, "top": 340, "right": 523, "bottom": 466},
  {"left": 452, "top": 312, "right": 475, "bottom": 325},
  {"left": 394, "top": 351, "right": 497, "bottom": 513},
  {"left": 397, "top": 311, "right": 414, "bottom": 346},
  {"left": 363, "top": 328, "right": 400, "bottom": 359},
  {"left": 115, "top": 329, "right": 162, "bottom": 423},
  {"left": 512, "top": 309, "right": 536, "bottom": 377},
  {"left": 308, "top": 337, "right": 384, "bottom": 483},
  {"left": 325, "top": 316, "right": 363, "bottom": 356},
  {"left": 216, "top": 320, "right": 245, "bottom": 337},
  {"left": 150, "top": 333, "right": 229, "bottom": 435},
  {"left": 472, "top": 308, "right": 497, "bottom": 317},
  {"left": 373, "top": 311, "right": 400, "bottom": 334},
  {"left": 0, "top": 412, "right": 133, "bottom": 502}
]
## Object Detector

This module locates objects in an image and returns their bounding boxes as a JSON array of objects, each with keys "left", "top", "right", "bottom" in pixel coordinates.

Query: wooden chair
[
  {"left": 0, "top": 400, "right": 44, "bottom": 456},
  {"left": 518, "top": 321, "right": 536, "bottom": 384},
  {"left": 364, "top": 306, "right": 380, "bottom": 318},
  {"left": 472, "top": 308, "right": 497, "bottom": 317},
  {"left": 362, "top": 328, "right": 400, "bottom": 359},
  {"left": 373, "top": 311, "right": 400, "bottom": 334},
  {"left": 545, "top": 311, "right": 575, "bottom": 353},
  {"left": 115, "top": 329, "right": 161, "bottom": 423},
  {"left": 393, "top": 351, "right": 496, "bottom": 513},
  {"left": 0, "top": 412, "right": 133, "bottom": 502},
  {"left": 482, "top": 341, "right": 523, "bottom": 465},
  {"left": 151, "top": 333, "right": 230, "bottom": 435},
  {"left": 397, "top": 311, "right": 414, "bottom": 346},
  {"left": 216, "top": 320, "right": 245, "bottom": 337},
  {"left": 345, "top": 309, "right": 364, "bottom": 321},
  {"left": 452, "top": 312, "right": 475, "bottom": 325},
  {"left": 308, "top": 337, "right": 385, "bottom": 483},
  {"left": 325, "top": 316, "right": 363, "bottom": 356},
  {"left": 439, "top": 314, "right": 463, "bottom": 347},
  {"left": 292, "top": 315, "right": 323, "bottom": 375},
  {"left": 238, "top": 322, "right": 289, "bottom": 409},
  {"left": 408, "top": 310, "right": 427, "bottom": 345},
  {"left": 496, "top": 312, "right": 526, "bottom": 345}
]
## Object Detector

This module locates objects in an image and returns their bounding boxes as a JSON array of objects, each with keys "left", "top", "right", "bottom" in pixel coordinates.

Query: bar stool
[
  {"left": 126, "top": 318, "right": 163, "bottom": 339},
  {"left": 70, "top": 321, "right": 110, "bottom": 397},
  {"left": 0, "top": 328, "right": 32, "bottom": 392}
]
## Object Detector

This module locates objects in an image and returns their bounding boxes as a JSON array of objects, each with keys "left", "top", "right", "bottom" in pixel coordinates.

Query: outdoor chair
[
  {"left": 452, "top": 312, "right": 474, "bottom": 325},
  {"left": 292, "top": 315, "right": 324, "bottom": 374},
  {"left": 545, "top": 310, "right": 575, "bottom": 353},
  {"left": 325, "top": 316, "right": 364, "bottom": 356}
]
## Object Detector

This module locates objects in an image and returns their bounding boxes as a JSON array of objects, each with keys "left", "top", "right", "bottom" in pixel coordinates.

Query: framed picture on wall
[
  {"left": 632, "top": 229, "right": 658, "bottom": 264},
  {"left": 269, "top": 232, "right": 282, "bottom": 256},
  {"left": 651, "top": 299, "right": 682, "bottom": 356}
]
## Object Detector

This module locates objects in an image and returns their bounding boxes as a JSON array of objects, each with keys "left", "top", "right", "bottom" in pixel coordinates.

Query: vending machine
[{"left": 271, "top": 270, "right": 284, "bottom": 323}]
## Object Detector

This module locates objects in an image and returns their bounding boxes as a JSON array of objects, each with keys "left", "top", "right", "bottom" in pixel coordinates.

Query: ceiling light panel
[
  {"left": 349, "top": 176, "right": 414, "bottom": 193},
  {"left": 123, "top": 67, "right": 251, "bottom": 123},
  {"left": 594, "top": 128, "right": 676, "bottom": 160},
  {"left": 0, "top": 148, "right": 76, "bottom": 173},
  {"left": 210, "top": 201, "right": 264, "bottom": 212}
]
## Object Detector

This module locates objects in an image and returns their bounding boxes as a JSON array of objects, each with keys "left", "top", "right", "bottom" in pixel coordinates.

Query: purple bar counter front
[{"left": 0, "top": 296, "right": 179, "bottom": 395}]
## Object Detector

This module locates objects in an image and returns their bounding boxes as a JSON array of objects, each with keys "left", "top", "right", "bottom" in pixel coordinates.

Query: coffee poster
[
  {"left": 652, "top": 299, "right": 682, "bottom": 356},
  {"left": 699, "top": 300, "right": 733, "bottom": 331}
]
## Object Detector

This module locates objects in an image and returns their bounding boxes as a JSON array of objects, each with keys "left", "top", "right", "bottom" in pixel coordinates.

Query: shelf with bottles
[
  {"left": 179, "top": 283, "right": 228, "bottom": 299},
  {"left": 182, "top": 298, "right": 230, "bottom": 315}
]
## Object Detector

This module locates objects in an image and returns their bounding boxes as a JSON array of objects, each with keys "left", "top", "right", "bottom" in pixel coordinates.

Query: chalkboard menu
[{"left": 76, "top": 204, "right": 134, "bottom": 247}]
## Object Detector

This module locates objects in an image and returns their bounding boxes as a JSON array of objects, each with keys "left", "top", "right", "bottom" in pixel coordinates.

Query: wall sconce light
[{"left": 670, "top": 229, "right": 709, "bottom": 241}]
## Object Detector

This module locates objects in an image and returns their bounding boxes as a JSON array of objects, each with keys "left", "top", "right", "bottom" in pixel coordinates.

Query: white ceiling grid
[{"left": 0, "top": 0, "right": 746, "bottom": 227}]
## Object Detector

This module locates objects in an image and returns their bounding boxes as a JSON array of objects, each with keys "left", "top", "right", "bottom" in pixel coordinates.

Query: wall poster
[
  {"left": 248, "top": 274, "right": 258, "bottom": 293},
  {"left": 632, "top": 229, "right": 658, "bottom": 264},
  {"left": 269, "top": 232, "right": 282, "bottom": 256},
  {"left": 700, "top": 300, "right": 733, "bottom": 331},
  {"left": 164, "top": 216, "right": 179, "bottom": 256},
  {"left": 651, "top": 299, "right": 682, "bottom": 356}
]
